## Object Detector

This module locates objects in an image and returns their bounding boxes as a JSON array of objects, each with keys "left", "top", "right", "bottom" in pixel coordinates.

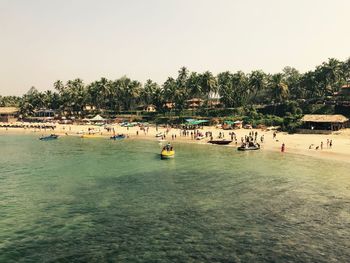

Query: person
[
  {"left": 281, "top": 143, "right": 285, "bottom": 152},
  {"left": 330, "top": 140, "right": 333, "bottom": 148},
  {"left": 320, "top": 141, "right": 323, "bottom": 150},
  {"left": 273, "top": 131, "right": 276, "bottom": 139}
]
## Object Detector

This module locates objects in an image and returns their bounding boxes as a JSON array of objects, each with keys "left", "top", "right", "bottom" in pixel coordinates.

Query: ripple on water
[{"left": 1, "top": 135, "right": 350, "bottom": 262}]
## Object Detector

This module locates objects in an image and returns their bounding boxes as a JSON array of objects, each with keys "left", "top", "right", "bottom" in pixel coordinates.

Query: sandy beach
[{"left": 1, "top": 123, "right": 350, "bottom": 163}]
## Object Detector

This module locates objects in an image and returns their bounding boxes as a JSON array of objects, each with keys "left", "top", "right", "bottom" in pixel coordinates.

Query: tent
[{"left": 90, "top": 115, "right": 106, "bottom": 122}]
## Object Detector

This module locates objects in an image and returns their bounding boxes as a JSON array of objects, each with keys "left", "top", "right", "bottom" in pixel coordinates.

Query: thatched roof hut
[
  {"left": 301, "top": 114, "right": 348, "bottom": 123},
  {"left": 301, "top": 114, "right": 348, "bottom": 132},
  {"left": 0, "top": 107, "right": 19, "bottom": 122}
]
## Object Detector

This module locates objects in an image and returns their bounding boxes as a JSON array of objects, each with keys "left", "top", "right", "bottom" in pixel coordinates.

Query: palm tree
[
  {"left": 187, "top": 72, "right": 202, "bottom": 98},
  {"left": 268, "top": 73, "right": 289, "bottom": 104},
  {"left": 248, "top": 70, "right": 267, "bottom": 104},
  {"left": 200, "top": 71, "right": 217, "bottom": 109},
  {"left": 217, "top": 71, "right": 235, "bottom": 108},
  {"left": 231, "top": 71, "right": 248, "bottom": 107},
  {"left": 141, "top": 79, "right": 159, "bottom": 106}
]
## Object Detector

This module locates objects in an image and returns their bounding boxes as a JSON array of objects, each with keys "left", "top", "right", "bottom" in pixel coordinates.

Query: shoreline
[{"left": 1, "top": 124, "right": 350, "bottom": 164}]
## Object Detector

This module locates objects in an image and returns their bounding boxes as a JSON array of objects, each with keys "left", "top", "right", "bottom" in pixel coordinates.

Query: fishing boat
[
  {"left": 237, "top": 142, "right": 260, "bottom": 151},
  {"left": 160, "top": 143, "right": 175, "bottom": 159},
  {"left": 39, "top": 134, "right": 59, "bottom": 141},
  {"left": 208, "top": 139, "right": 232, "bottom": 145},
  {"left": 110, "top": 134, "right": 126, "bottom": 140}
]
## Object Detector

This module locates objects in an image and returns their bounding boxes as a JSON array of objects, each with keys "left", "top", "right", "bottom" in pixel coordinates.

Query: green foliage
[{"left": 1, "top": 57, "right": 349, "bottom": 120}]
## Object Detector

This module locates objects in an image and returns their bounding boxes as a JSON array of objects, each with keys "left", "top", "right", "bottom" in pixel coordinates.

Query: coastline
[{"left": 1, "top": 124, "right": 350, "bottom": 164}]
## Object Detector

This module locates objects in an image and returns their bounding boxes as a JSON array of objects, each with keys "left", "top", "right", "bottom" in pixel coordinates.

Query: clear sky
[{"left": 1, "top": 0, "right": 350, "bottom": 96}]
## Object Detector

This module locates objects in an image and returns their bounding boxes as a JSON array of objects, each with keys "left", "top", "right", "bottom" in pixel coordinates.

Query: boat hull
[
  {"left": 237, "top": 146, "right": 260, "bottom": 151},
  {"left": 160, "top": 150, "right": 175, "bottom": 159},
  {"left": 39, "top": 135, "right": 58, "bottom": 141},
  {"left": 110, "top": 135, "right": 125, "bottom": 140},
  {"left": 208, "top": 140, "right": 232, "bottom": 145}
]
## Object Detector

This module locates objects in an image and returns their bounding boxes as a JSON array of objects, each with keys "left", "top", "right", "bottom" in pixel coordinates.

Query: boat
[
  {"left": 196, "top": 135, "right": 205, "bottom": 140},
  {"left": 160, "top": 143, "right": 175, "bottom": 159},
  {"left": 208, "top": 139, "right": 232, "bottom": 145},
  {"left": 110, "top": 134, "right": 126, "bottom": 140},
  {"left": 39, "top": 134, "right": 59, "bottom": 141},
  {"left": 155, "top": 132, "right": 163, "bottom": 138},
  {"left": 237, "top": 142, "right": 260, "bottom": 151}
]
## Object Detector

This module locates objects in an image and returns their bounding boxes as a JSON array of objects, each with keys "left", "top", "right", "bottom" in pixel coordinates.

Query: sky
[{"left": 1, "top": 0, "right": 350, "bottom": 96}]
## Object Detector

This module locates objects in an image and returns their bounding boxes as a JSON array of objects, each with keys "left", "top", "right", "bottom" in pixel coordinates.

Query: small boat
[
  {"left": 39, "top": 134, "right": 59, "bottom": 141},
  {"left": 161, "top": 143, "right": 175, "bottom": 159},
  {"left": 110, "top": 134, "right": 126, "bottom": 140},
  {"left": 155, "top": 132, "right": 163, "bottom": 138},
  {"left": 237, "top": 143, "right": 260, "bottom": 151},
  {"left": 208, "top": 139, "right": 232, "bottom": 145},
  {"left": 196, "top": 135, "right": 205, "bottom": 140}
]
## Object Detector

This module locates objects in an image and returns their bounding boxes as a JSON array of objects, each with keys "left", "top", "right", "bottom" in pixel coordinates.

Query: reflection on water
[{"left": 1, "top": 134, "right": 350, "bottom": 262}]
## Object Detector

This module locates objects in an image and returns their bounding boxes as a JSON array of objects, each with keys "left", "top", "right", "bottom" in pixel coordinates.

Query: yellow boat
[
  {"left": 161, "top": 149, "right": 175, "bottom": 159},
  {"left": 161, "top": 143, "right": 175, "bottom": 159}
]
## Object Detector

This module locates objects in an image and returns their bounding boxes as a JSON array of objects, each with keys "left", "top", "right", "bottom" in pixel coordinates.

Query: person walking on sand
[
  {"left": 320, "top": 141, "right": 323, "bottom": 150},
  {"left": 281, "top": 143, "right": 285, "bottom": 153},
  {"left": 330, "top": 140, "right": 333, "bottom": 148}
]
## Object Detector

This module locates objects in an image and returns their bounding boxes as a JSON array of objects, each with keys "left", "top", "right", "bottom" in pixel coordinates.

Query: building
[
  {"left": 28, "top": 109, "right": 56, "bottom": 122},
  {"left": 300, "top": 114, "right": 349, "bottom": 133},
  {"left": 187, "top": 98, "right": 204, "bottom": 109},
  {"left": 0, "top": 107, "right": 19, "bottom": 122},
  {"left": 336, "top": 84, "right": 350, "bottom": 96}
]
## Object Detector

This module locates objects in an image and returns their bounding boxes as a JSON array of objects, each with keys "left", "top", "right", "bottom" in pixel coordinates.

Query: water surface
[{"left": 1, "top": 134, "right": 350, "bottom": 262}]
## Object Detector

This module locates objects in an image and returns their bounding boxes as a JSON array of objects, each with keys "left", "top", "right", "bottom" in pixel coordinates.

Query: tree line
[{"left": 0, "top": 57, "right": 349, "bottom": 117}]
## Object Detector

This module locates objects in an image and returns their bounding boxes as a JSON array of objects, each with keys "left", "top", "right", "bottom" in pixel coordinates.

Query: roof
[
  {"left": 187, "top": 98, "right": 204, "bottom": 102},
  {"left": 341, "top": 84, "right": 350, "bottom": 89},
  {"left": 90, "top": 115, "right": 106, "bottom": 121},
  {"left": 185, "top": 119, "right": 209, "bottom": 125},
  {"left": 0, "top": 107, "right": 19, "bottom": 114},
  {"left": 301, "top": 114, "right": 349, "bottom": 123}
]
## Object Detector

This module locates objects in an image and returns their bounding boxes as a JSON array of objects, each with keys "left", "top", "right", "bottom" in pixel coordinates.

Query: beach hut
[
  {"left": 0, "top": 107, "right": 19, "bottom": 122},
  {"left": 300, "top": 114, "right": 349, "bottom": 133}
]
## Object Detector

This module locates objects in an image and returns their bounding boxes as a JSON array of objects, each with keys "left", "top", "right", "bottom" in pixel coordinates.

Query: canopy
[
  {"left": 90, "top": 115, "right": 106, "bottom": 121},
  {"left": 224, "top": 120, "right": 234, "bottom": 125},
  {"left": 185, "top": 119, "right": 209, "bottom": 125}
]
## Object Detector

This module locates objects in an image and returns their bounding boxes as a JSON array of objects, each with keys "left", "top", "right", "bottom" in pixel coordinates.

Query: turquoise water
[{"left": 1, "top": 134, "right": 350, "bottom": 262}]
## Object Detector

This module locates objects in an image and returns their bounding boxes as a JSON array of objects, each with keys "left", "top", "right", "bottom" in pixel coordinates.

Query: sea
[{"left": 1, "top": 134, "right": 350, "bottom": 262}]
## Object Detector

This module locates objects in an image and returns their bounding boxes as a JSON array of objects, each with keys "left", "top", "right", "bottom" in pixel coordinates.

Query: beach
[{"left": 1, "top": 123, "right": 349, "bottom": 163}]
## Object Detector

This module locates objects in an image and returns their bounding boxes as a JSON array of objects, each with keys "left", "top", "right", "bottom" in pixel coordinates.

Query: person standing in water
[{"left": 281, "top": 143, "right": 285, "bottom": 152}]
